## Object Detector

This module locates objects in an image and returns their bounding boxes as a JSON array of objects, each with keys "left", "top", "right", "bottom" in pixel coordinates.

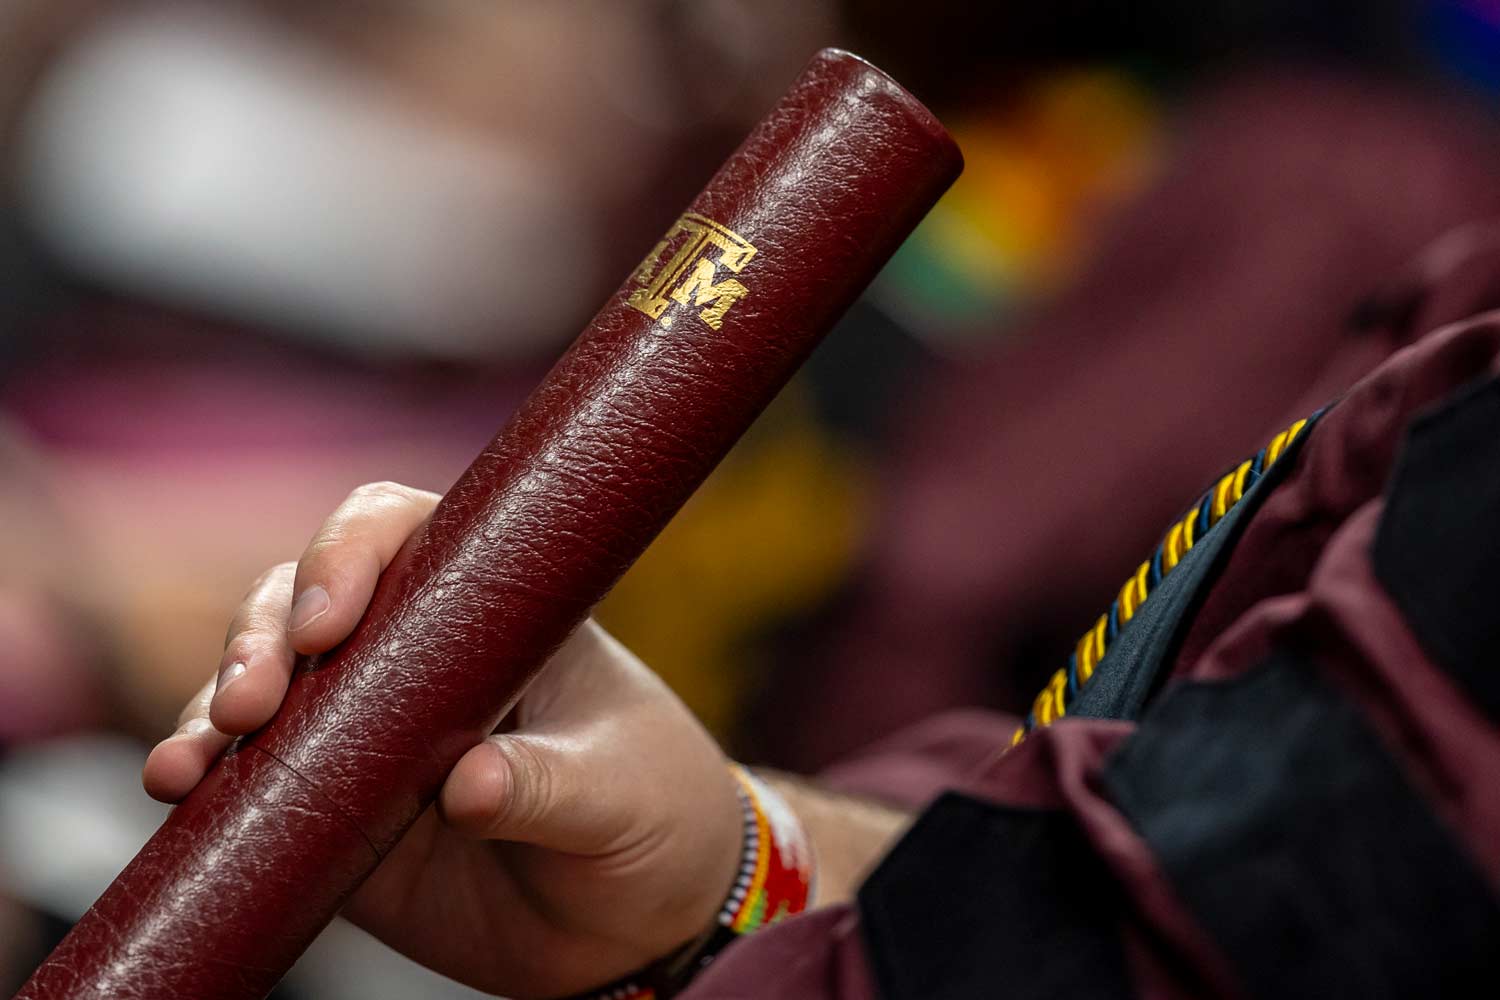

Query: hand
[{"left": 142, "top": 482, "right": 745, "bottom": 999}]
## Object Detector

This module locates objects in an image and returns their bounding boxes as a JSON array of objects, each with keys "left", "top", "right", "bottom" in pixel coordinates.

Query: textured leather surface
[{"left": 17, "top": 49, "right": 960, "bottom": 1000}]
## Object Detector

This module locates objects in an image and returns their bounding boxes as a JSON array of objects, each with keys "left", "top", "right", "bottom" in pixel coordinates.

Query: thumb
[{"left": 438, "top": 729, "right": 624, "bottom": 854}]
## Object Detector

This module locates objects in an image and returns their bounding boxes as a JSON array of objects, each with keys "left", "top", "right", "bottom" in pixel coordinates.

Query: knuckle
[
  {"left": 248, "top": 561, "right": 296, "bottom": 596},
  {"left": 226, "top": 563, "right": 295, "bottom": 644},
  {"left": 300, "top": 520, "right": 371, "bottom": 574},
  {"left": 309, "top": 482, "right": 429, "bottom": 560},
  {"left": 300, "top": 527, "right": 350, "bottom": 563},
  {"left": 175, "top": 688, "right": 212, "bottom": 729},
  {"left": 345, "top": 480, "right": 416, "bottom": 510},
  {"left": 493, "top": 737, "right": 554, "bottom": 834}
]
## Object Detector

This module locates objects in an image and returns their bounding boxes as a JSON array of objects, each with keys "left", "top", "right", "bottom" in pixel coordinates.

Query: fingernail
[
  {"left": 287, "top": 585, "right": 330, "bottom": 632},
  {"left": 217, "top": 660, "right": 248, "bottom": 695}
]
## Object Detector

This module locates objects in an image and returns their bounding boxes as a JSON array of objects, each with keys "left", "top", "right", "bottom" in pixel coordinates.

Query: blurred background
[{"left": 5, "top": 0, "right": 1500, "bottom": 995}]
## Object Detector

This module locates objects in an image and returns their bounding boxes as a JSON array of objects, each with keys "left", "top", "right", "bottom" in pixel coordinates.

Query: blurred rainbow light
[{"left": 872, "top": 69, "right": 1160, "bottom": 348}]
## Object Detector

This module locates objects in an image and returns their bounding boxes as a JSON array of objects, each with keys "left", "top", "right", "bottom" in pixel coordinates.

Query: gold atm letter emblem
[{"left": 627, "top": 213, "right": 757, "bottom": 330}]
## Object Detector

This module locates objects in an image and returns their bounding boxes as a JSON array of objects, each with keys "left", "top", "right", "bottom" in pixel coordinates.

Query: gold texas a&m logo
[{"left": 627, "top": 213, "right": 757, "bottom": 330}]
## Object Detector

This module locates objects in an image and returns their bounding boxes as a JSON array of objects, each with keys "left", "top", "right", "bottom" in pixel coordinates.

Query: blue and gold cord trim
[{"left": 1011, "top": 412, "right": 1321, "bottom": 747}]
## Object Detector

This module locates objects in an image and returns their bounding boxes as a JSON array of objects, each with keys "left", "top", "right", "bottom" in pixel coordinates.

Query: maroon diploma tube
[{"left": 16, "top": 49, "right": 961, "bottom": 1000}]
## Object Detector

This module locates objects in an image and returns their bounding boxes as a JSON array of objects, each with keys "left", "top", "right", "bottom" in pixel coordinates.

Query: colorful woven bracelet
[{"left": 566, "top": 763, "right": 815, "bottom": 1000}]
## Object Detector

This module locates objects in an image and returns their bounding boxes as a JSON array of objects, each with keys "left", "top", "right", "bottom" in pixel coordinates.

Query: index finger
[{"left": 286, "top": 482, "right": 440, "bottom": 655}]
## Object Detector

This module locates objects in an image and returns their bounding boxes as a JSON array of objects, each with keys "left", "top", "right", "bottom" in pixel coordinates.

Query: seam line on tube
[{"left": 248, "top": 744, "right": 383, "bottom": 859}]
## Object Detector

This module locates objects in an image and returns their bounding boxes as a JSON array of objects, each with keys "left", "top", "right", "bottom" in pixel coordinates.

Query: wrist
[
  {"left": 755, "top": 771, "right": 910, "bottom": 909},
  {"left": 565, "top": 765, "right": 912, "bottom": 1000},
  {"left": 564, "top": 762, "right": 815, "bottom": 1000}
]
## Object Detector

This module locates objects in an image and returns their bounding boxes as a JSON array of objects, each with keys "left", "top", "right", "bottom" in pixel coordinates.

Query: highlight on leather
[{"left": 15, "top": 48, "right": 961, "bottom": 1000}]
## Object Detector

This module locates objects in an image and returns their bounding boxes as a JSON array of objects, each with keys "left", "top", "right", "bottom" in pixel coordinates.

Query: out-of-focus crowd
[{"left": 4, "top": 1, "right": 1500, "bottom": 995}]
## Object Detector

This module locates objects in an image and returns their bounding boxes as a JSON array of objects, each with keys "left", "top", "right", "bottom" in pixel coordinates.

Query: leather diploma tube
[{"left": 16, "top": 49, "right": 960, "bottom": 1000}]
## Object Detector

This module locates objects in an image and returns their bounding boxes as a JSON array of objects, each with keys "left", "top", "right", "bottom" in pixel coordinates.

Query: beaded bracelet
[{"left": 566, "top": 763, "right": 815, "bottom": 1000}]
